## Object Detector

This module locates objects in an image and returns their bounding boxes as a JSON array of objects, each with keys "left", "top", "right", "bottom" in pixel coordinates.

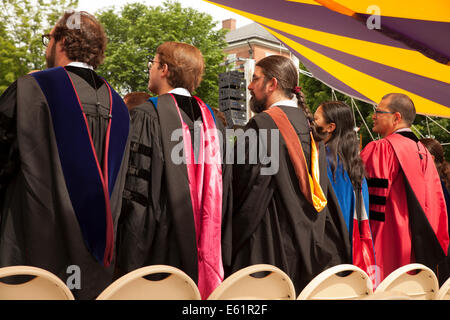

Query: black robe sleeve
[
  {"left": 116, "top": 101, "right": 165, "bottom": 274},
  {"left": 0, "top": 81, "right": 19, "bottom": 210},
  {"left": 214, "top": 113, "right": 234, "bottom": 271},
  {"left": 117, "top": 100, "right": 234, "bottom": 282},
  {"left": 231, "top": 118, "right": 275, "bottom": 254},
  {"left": 229, "top": 107, "right": 351, "bottom": 293}
]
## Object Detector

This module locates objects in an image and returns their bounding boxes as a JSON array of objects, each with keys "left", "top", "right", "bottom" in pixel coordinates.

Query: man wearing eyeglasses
[
  {"left": 0, "top": 11, "right": 130, "bottom": 299},
  {"left": 361, "top": 93, "right": 449, "bottom": 286},
  {"left": 116, "top": 41, "right": 232, "bottom": 299}
]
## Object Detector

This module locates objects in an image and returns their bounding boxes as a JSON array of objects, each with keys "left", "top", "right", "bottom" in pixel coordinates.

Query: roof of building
[{"left": 225, "top": 22, "right": 282, "bottom": 45}]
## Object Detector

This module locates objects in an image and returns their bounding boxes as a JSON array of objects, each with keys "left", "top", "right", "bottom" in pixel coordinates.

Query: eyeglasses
[
  {"left": 374, "top": 109, "right": 396, "bottom": 115},
  {"left": 42, "top": 34, "right": 53, "bottom": 47},
  {"left": 147, "top": 56, "right": 162, "bottom": 70}
]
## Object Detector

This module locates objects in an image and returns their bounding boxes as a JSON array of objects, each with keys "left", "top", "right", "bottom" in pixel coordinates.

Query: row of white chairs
[
  {"left": 297, "top": 263, "right": 448, "bottom": 300},
  {"left": 0, "top": 263, "right": 449, "bottom": 300}
]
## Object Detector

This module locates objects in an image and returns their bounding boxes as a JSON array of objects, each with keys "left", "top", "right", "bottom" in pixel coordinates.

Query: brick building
[
  {"left": 222, "top": 18, "right": 298, "bottom": 70},
  {"left": 220, "top": 19, "right": 299, "bottom": 124}
]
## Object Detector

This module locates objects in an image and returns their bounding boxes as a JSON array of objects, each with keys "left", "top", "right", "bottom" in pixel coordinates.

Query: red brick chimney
[{"left": 222, "top": 18, "right": 236, "bottom": 31}]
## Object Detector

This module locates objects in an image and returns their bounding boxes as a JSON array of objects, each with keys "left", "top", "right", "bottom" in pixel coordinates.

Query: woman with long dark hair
[{"left": 314, "top": 101, "right": 376, "bottom": 284}]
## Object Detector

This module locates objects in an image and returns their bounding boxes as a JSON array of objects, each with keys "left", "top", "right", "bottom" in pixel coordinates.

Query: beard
[
  {"left": 45, "top": 42, "right": 56, "bottom": 69},
  {"left": 249, "top": 94, "right": 268, "bottom": 114}
]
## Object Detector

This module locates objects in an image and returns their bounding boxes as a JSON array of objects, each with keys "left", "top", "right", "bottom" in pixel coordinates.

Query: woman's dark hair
[
  {"left": 255, "top": 55, "right": 319, "bottom": 139},
  {"left": 53, "top": 11, "right": 107, "bottom": 69},
  {"left": 319, "top": 101, "right": 365, "bottom": 189},
  {"left": 420, "top": 138, "right": 450, "bottom": 190}
]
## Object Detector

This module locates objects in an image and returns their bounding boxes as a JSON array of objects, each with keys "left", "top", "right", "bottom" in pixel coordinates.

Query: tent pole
[
  {"left": 411, "top": 125, "right": 425, "bottom": 138},
  {"left": 351, "top": 98, "right": 375, "bottom": 141},
  {"left": 426, "top": 116, "right": 450, "bottom": 136}
]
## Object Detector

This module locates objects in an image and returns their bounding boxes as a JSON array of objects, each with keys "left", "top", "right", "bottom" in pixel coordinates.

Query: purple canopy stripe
[
  {"left": 205, "top": 0, "right": 450, "bottom": 118},
  {"left": 313, "top": 0, "right": 450, "bottom": 65}
]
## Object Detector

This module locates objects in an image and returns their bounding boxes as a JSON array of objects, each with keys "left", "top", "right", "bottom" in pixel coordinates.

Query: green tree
[
  {"left": 96, "top": 1, "right": 228, "bottom": 108},
  {"left": 0, "top": 25, "right": 20, "bottom": 94},
  {"left": 0, "top": 0, "right": 78, "bottom": 94}
]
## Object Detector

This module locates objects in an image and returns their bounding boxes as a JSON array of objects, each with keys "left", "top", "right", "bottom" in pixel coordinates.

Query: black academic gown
[
  {"left": 117, "top": 93, "right": 233, "bottom": 285},
  {"left": 0, "top": 67, "right": 130, "bottom": 299},
  {"left": 229, "top": 106, "right": 351, "bottom": 295}
]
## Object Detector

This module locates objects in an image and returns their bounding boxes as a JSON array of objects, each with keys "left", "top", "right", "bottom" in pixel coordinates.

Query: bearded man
[{"left": 228, "top": 55, "right": 351, "bottom": 294}]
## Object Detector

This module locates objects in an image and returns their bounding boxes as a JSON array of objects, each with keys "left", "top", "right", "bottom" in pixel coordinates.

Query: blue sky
[{"left": 77, "top": 0, "right": 253, "bottom": 29}]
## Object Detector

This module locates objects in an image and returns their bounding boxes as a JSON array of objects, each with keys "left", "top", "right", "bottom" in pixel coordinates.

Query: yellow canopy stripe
[
  {"left": 204, "top": 0, "right": 450, "bottom": 84},
  {"left": 266, "top": 27, "right": 450, "bottom": 117},
  {"left": 287, "top": 0, "right": 450, "bottom": 22}
]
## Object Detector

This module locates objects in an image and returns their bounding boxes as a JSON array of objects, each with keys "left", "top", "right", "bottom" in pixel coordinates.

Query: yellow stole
[{"left": 264, "top": 106, "right": 327, "bottom": 212}]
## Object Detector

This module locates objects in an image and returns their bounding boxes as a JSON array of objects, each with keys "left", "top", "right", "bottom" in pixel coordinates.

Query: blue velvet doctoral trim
[
  {"left": 148, "top": 96, "right": 158, "bottom": 109},
  {"left": 106, "top": 84, "right": 130, "bottom": 196},
  {"left": 326, "top": 149, "right": 370, "bottom": 239},
  {"left": 327, "top": 155, "right": 354, "bottom": 235},
  {"left": 31, "top": 67, "right": 129, "bottom": 264}
]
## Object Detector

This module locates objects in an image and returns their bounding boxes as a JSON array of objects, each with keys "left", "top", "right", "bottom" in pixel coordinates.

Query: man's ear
[
  {"left": 160, "top": 63, "right": 169, "bottom": 78},
  {"left": 267, "top": 77, "right": 278, "bottom": 92},
  {"left": 393, "top": 111, "right": 402, "bottom": 125},
  {"left": 56, "top": 37, "right": 66, "bottom": 53}
]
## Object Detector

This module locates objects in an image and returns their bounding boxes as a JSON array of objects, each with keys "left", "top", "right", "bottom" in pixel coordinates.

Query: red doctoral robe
[{"left": 361, "top": 131, "right": 449, "bottom": 284}]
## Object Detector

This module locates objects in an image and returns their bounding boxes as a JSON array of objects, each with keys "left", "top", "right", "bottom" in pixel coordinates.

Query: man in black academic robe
[
  {"left": 228, "top": 55, "right": 350, "bottom": 295},
  {"left": 0, "top": 12, "right": 130, "bottom": 299},
  {"left": 116, "top": 42, "right": 232, "bottom": 299}
]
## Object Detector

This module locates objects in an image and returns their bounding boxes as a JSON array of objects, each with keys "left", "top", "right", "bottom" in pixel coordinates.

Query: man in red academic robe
[{"left": 361, "top": 93, "right": 449, "bottom": 285}]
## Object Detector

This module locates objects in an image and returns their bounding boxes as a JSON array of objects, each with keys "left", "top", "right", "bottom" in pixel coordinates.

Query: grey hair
[{"left": 382, "top": 93, "right": 416, "bottom": 126}]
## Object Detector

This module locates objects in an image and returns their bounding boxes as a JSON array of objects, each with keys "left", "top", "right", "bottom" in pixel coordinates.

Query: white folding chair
[
  {"left": 435, "top": 277, "right": 450, "bottom": 300},
  {"left": 96, "top": 265, "right": 201, "bottom": 300},
  {"left": 361, "top": 290, "right": 412, "bottom": 300},
  {"left": 375, "top": 263, "right": 438, "bottom": 300},
  {"left": 207, "top": 264, "right": 295, "bottom": 300},
  {"left": 297, "top": 264, "right": 373, "bottom": 300},
  {"left": 0, "top": 265, "right": 75, "bottom": 300}
]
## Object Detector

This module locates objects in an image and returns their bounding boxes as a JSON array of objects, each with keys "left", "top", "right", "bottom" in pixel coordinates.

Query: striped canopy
[{"left": 205, "top": 0, "right": 450, "bottom": 118}]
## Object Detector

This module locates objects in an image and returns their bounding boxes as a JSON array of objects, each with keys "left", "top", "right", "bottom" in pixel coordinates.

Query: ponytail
[{"left": 292, "top": 87, "right": 320, "bottom": 141}]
